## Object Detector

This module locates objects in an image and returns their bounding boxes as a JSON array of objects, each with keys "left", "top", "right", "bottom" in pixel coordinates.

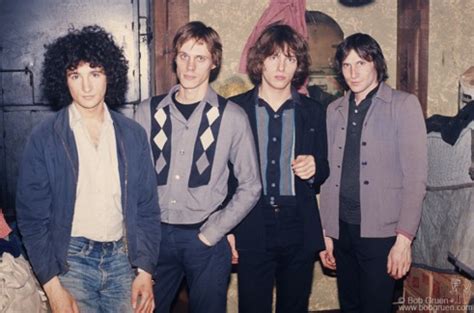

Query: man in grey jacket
[
  {"left": 135, "top": 21, "right": 261, "bottom": 313},
  {"left": 319, "top": 33, "right": 427, "bottom": 313}
]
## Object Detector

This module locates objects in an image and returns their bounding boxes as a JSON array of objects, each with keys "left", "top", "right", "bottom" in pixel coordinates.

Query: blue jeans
[
  {"left": 153, "top": 224, "right": 231, "bottom": 313},
  {"left": 58, "top": 237, "right": 134, "bottom": 313}
]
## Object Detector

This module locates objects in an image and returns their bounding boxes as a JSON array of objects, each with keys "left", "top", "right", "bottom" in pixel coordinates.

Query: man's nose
[
  {"left": 350, "top": 66, "right": 358, "bottom": 79},
  {"left": 82, "top": 77, "right": 92, "bottom": 92},
  {"left": 277, "top": 58, "right": 286, "bottom": 71},
  {"left": 187, "top": 58, "right": 196, "bottom": 70}
]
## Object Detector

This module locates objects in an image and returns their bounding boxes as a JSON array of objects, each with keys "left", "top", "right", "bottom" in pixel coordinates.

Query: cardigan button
[
  {"left": 363, "top": 180, "right": 369, "bottom": 185},
  {"left": 361, "top": 141, "right": 367, "bottom": 146}
]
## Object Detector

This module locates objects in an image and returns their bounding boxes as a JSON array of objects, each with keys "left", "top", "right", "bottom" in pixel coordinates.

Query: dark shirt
[
  {"left": 256, "top": 97, "right": 297, "bottom": 208},
  {"left": 172, "top": 92, "right": 200, "bottom": 120},
  {"left": 256, "top": 94, "right": 301, "bottom": 247},
  {"left": 339, "top": 85, "right": 379, "bottom": 224}
]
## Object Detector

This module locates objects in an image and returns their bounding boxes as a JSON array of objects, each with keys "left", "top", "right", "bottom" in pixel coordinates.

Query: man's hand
[
  {"left": 291, "top": 155, "right": 316, "bottom": 180},
  {"left": 387, "top": 234, "right": 412, "bottom": 279},
  {"left": 319, "top": 236, "right": 336, "bottom": 270},
  {"left": 198, "top": 233, "right": 212, "bottom": 246},
  {"left": 43, "top": 276, "right": 79, "bottom": 313},
  {"left": 131, "top": 271, "right": 155, "bottom": 313},
  {"left": 226, "top": 234, "right": 239, "bottom": 264}
]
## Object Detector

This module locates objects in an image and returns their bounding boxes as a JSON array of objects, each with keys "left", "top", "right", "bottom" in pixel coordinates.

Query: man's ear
[{"left": 211, "top": 64, "right": 216, "bottom": 70}]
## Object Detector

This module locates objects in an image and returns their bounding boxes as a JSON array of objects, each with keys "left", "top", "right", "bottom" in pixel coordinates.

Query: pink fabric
[
  {"left": 238, "top": 0, "right": 307, "bottom": 74},
  {"left": 0, "top": 210, "right": 12, "bottom": 239}
]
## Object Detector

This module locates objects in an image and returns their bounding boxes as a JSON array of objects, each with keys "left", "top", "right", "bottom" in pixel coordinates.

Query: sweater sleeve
[{"left": 200, "top": 105, "right": 262, "bottom": 245}]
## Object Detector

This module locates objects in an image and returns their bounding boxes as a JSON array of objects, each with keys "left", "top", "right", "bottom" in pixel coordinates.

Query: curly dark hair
[
  {"left": 335, "top": 33, "right": 388, "bottom": 90},
  {"left": 247, "top": 23, "right": 310, "bottom": 88},
  {"left": 41, "top": 25, "right": 129, "bottom": 109}
]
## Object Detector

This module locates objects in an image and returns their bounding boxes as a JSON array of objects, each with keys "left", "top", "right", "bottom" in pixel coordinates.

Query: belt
[{"left": 161, "top": 220, "right": 206, "bottom": 230}]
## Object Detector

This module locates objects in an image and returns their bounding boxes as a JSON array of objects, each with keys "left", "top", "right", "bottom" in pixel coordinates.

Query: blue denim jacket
[{"left": 16, "top": 106, "right": 161, "bottom": 285}]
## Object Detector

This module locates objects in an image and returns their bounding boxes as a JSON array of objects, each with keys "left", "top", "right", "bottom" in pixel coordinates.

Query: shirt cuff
[
  {"left": 395, "top": 230, "right": 414, "bottom": 242},
  {"left": 135, "top": 268, "right": 150, "bottom": 276}
]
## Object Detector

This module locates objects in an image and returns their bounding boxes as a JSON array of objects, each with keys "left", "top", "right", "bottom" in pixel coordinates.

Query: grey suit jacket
[{"left": 320, "top": 82, "right": 428, "bottom": 239}]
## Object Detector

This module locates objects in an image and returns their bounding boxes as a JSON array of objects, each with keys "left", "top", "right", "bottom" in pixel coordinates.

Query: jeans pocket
[
  {"left": 67, "top": 240, "right": 88, "bottom": 257},
  {"left": 116, "top": 241, "right": 127, "bottom": 255}
]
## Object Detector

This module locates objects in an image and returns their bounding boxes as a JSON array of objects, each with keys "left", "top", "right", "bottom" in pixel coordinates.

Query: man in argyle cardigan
[{"left": 135, "top": 21, "right": 261, "bottom": 313}]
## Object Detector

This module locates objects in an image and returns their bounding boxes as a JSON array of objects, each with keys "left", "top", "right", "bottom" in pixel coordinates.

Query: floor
[
  {"left": 169, "top": 279, "right": 403, "bottom": 313},
  {"left": 170, "top": 286, "right": 341, "bottom": 313}
]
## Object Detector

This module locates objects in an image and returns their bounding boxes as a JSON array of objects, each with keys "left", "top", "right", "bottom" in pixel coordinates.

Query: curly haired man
[{"left": 16, "top": 25, "right": 161, "bottom": 313}]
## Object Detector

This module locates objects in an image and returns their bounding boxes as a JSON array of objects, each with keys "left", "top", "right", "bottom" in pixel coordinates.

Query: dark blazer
[{"left": 228, "top": 87, "right": 329, "bottom": 253}]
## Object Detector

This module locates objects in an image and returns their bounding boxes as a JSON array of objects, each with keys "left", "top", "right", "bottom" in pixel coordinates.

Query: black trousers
[
  {"left": 333, "top": 220, "right": 396, "bottom": 313},
  {"left": 237, "top": 205, "right": 315, "bottom": 313},
  {"left": 153, "top": 224, "right": 231, "bottom": 313}
]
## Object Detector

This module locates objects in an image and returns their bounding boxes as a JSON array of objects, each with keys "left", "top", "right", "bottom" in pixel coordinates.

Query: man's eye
[
  {"left": 69, "top": 74, "right": 79, "bottom": 80},
  {"left": 288, "top": 57, "right": 297, "bottom": 63},
  {"left": 179, "top": 53, "right": 188, "bottom": 60},
  {"left": 196, "top": 56, "right": 206, "bottom": 62}
]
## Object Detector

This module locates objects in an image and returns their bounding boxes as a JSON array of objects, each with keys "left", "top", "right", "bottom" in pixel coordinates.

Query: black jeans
[
  {"left": 237, "top": 205, "right": 315, "bottom": 313},
  {"left": 153, "top": 224, "right": 231, "bottom": 313},
  {"left": 334, "top": 220, "right": 396, "bottom": 313}
]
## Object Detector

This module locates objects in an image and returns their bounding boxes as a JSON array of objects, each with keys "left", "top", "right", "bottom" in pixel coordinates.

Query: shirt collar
[
  {"left": 290, "top": 86, "right": 302, "bottom": 106},
  {"left": 349, "top": 83, "right": 380, "bottom": 104},
  {"left": 257, "top": 97, "right": 295, "bottom": 112},
  {"left": 254, "top": 86, "right": 299, "bottom": 110},
  {"left": 69, "top": 102, "right": 113, "bottom": 130},
  {"left": 157, "top": 84, "right": 220, "bottom": 111}
]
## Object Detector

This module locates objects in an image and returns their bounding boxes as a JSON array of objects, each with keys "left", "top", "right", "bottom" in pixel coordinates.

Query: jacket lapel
[
  {"left": 54, "top": 107, "right": 79, "bottom": 180},
  {"left": 247, "top": 88, "right": 262, "bottom": 163},
  {"left": 294, "top": 104, "right": 304, "bottom": 155},
  {"left": 110, "top": 112, "right": 127, "bottom": 210},
  {"left": 292, "top": 89, "right": 307, "bottom": 156}
]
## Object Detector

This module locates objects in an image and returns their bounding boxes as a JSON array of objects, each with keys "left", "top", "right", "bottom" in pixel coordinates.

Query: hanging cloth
[{"left": 238, "top": 0, "right": 307, "bottom": 74}]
